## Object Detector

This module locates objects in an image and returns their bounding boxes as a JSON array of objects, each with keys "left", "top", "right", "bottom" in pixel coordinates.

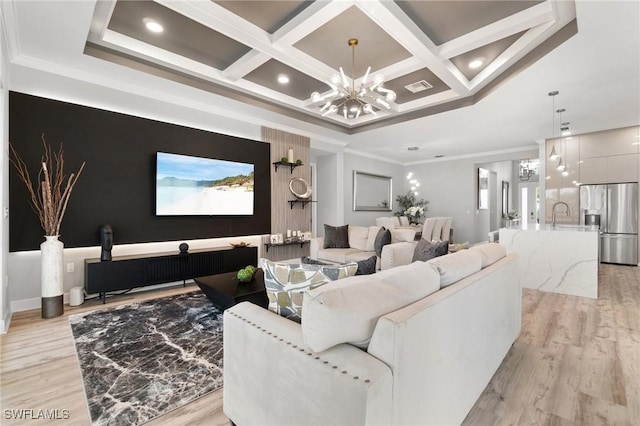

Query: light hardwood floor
[{"left": 1, "top": 263, "right": 638, "bottom": 425}]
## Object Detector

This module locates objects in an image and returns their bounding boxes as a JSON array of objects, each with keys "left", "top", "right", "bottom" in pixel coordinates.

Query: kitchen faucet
[{"left": 551, "top": 202, "right": 571, "bottom": 227}]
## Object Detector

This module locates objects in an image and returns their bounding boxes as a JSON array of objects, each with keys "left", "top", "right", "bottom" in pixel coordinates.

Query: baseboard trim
[
  {"left": 9, "top": 281, "right": 191, "bottom": 313},
  {"left": 0, "top": 309, "right": 12, "bottom": 334}
]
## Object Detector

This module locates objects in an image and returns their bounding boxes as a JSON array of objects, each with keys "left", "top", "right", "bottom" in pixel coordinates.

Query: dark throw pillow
[
  {"left": 323, "top": 224, "right": 350, "bottom": 249},
  {"left": 412, "top": 239, "right": 449, "bottom": 262},
  {"left": 374, "top": 227, "right": 392, "bottom": 257},
  {"left": 355, "top": 256, "right": 377, "bottom": 275}
]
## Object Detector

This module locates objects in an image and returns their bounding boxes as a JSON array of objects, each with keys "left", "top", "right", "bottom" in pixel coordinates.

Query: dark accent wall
[{"left": 9, "top": 92, "right": 271, "bottom": 252}]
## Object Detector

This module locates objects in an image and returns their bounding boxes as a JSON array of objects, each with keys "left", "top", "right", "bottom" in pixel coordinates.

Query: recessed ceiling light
[
  {"left": 468, "top": 58, "right": 484, "bottom": 69},
  {"left": 408, "top": 146, "right": 419, "bottom": 151},
  {"left": 277, "top": 74, "right": 289, "bottom": 84},
  {"left": 143, "top": 18, "right": 163, "bottom": 33}
]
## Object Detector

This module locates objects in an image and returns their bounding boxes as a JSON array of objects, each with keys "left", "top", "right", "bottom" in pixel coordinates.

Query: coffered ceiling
[
  {"left": 2, "top": 1, "right": 639, "bottom": 163},
  {"left": 85, "top": 0, "right": 577, "bottom": 133}
]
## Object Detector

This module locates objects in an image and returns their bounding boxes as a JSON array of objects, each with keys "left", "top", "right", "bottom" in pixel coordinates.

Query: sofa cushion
[
  {"left": 374, "top": 227, "right": 392, "bottom": 257},
  {"left": 317, "top": 248, "right": 365, "bottom": 264},
  {"left": 324, "top": 224, "right": 349, "bottom": 249},
  {"left": 469, "top": 243, "right": 506, "bottom": 268},
  {"left": 302, "top": 261, "right": 441, "bottom": 352},
  {"left": 348, "top": 226, "right": 370, "bottom": 251},
  {"left": 262, "top": 259, "right": 358, "bottom": 323},
  {"left": 412, "top": 239, "right": 449, "bottom": 262},
  {"left": 427, "top": 249, "right": 482, "bottom": 288}
]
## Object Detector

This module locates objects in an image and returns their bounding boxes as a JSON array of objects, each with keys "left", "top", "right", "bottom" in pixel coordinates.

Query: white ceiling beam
[{"left": 437, "top": 1, "right": 555, "bottom": 59}]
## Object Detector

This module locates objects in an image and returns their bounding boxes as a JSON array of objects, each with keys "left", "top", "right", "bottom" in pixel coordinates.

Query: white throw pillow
[
  {"left": 348, "top": 226, "right": 369, "bottom": 251},
  {"left": 365, "top": 226, "right": 381, "bottom": 252},
  {"left": 302, "top": 261, "right": 440, "bottom": 352},
  {"left": 427, "top": 249, "right": 482, "bottom": 288},
  {"left": 469, "top": 243, "right": 506, "bottom": 268}
]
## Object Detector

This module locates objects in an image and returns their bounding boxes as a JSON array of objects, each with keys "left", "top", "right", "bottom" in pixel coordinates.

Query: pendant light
[{"left": 548, "top": 91, "right": 559, "bottom": 161}]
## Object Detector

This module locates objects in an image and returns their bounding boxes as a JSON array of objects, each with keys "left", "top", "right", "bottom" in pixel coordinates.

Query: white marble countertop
[{"left": 502, "top": 223, "right": 600, "bottom": 232}]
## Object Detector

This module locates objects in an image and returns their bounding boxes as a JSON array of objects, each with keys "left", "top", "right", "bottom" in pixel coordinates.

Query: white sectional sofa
[
  {"left": 223, "top": 243, "right": 521, "bottom": 425},
  {"left": 309, "top": 225, "right": 416, "bottom": 270}
]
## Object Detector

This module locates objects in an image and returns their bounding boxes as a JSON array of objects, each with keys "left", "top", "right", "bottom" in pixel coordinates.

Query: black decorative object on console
[
  {"left": 179, "top": 243, "right": 189, "bottom": 254},
  {"left": 100, "top": 224, "right": 113, "bottom": 261}
]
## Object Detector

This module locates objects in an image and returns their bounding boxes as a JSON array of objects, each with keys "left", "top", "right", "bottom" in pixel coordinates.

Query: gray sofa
[{"left": 223, "top": 243, "right": 521, "bottom": 425}]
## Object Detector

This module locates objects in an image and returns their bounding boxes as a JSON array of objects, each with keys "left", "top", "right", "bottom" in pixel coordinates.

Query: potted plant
[
  {"left": 9, "top": 135, "right": 85, "bottom": 318},
  {"left": 395, "top": 191, "right": 429, "bottom": 224}
]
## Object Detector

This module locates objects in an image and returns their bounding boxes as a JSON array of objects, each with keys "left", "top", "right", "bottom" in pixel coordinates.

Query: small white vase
[{"left": 41, "top": 235, "right": 64, "bottom": 318}]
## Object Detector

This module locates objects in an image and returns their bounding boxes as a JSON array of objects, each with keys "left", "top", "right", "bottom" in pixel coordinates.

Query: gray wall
[{"left": 407, "top": 149, "right": 537, "bottom": 245}]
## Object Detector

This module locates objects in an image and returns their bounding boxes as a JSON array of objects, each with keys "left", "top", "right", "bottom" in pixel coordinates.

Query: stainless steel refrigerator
[{"left": 580, "top": 183, "right": 638, "bottom": 266}]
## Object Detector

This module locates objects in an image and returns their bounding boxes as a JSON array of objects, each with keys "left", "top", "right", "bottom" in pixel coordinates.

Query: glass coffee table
[{"left": 194, "top": 269, "right": 268, "bottom": 310}]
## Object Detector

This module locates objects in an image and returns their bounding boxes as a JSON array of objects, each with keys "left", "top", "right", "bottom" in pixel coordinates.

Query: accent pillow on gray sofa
[
  {"left": 374, "top": 227, "right": 391, "bottom": 257},
  {"left": 412, "top": 239, "right": 449, "bottom": 262},
  {"left": 323, "top": 224, "right": 350, "bottom": 249},
  {"left": 355, "top": 255, "right": 377, "bottom": 275},
  {"left": 262, "top": 259, "right": 358, "bottom": 323}
]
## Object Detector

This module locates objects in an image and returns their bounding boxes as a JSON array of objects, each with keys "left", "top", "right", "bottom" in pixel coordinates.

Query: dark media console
[{"left": 84, "top": 246, "right": 257, "bottom": 302}]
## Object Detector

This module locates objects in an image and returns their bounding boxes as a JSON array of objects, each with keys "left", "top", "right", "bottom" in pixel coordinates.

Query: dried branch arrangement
[{"left": 9, "top": 134, "right": 86, "bottom": 236}]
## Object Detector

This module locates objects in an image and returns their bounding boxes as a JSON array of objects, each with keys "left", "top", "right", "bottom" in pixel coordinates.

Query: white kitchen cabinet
[
  {"left": 607, "top": 154, "right": 639, "bottom": 183},
  {"left": 579, "top": 126, "right": 639, "bottom": 158},
  {"left": 580, "top": 157, "right": 607, "bottom": 184}
]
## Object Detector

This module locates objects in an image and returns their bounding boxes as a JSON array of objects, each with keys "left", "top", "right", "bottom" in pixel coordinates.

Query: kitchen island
[{"left": 499, "top": 223, "right": 599, "bottom": 299}]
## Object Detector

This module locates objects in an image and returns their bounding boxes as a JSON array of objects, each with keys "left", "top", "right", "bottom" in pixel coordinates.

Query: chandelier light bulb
[
  {"left": 339, "top": 67, "right": 349, "bottom": 88},
  {"left": 373, "top": 74, "right": 385, "bottom": 86},
  {"left": 414, "top": 191, "right": 419, "bottom": 196},
  {"left": 311, "top": 92, "right": 321, "bottom": 102},
  {"left": 361, "top": 67, "right": 371, "bottom": 85},
  {"left": 363, "top": 104, "right": 373, "bottom": 114},
  {"left": 407, "top": 173, "right": 413, "bottom": 179},
  {"left": 330, "top": 74, "right": 341, "bottom": 86}
]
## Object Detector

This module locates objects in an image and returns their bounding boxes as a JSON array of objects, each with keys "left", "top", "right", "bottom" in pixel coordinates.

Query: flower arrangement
[
  {"left": 396, "top": 191, "right": 429, "bottom": 224},
  {"left": 404, "top": 206, "right": 425, "bottom": 224},
  {"left": 9, "top": 135, "right": 85, "bottom": 236},
  {"left": 503, "top": 210, "right": 520, "bottom": 220}
]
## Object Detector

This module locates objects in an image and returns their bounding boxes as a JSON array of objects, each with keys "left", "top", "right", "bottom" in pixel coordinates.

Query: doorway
[{"left": 519, "top": 181, "right": 540, "bottom": 224}]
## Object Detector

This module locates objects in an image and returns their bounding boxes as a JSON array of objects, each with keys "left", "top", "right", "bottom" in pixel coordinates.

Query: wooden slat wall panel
[{"left": 261, "top": 127, "right": 311, "bottom": 261}]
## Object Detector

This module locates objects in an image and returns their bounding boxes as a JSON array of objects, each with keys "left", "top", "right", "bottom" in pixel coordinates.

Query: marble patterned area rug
[{"left": 69, "top": 291, "right": 224, "bottom": 426}]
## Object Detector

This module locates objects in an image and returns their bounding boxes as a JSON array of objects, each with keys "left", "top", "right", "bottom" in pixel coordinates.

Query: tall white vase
[{"left": 41, "top": 235, "right": 64, "bottom": 318}]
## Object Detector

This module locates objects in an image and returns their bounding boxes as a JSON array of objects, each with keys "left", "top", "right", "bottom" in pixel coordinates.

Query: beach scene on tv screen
[{"left": 156, "top": 152, "right": 254, "bottom": 215}]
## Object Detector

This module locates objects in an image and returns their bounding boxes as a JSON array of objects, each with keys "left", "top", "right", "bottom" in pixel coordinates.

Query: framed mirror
[
  {"left": 353, "top": 170, "right": 392, "bottom": 211},
  {"left": 478, "top": 168, "right": 489, "bottom": 210}
]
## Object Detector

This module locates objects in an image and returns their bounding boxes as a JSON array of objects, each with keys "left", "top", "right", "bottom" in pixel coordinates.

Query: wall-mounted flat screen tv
[{"left": 156, "top": 152, "right": 254, "bottom": 216}]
